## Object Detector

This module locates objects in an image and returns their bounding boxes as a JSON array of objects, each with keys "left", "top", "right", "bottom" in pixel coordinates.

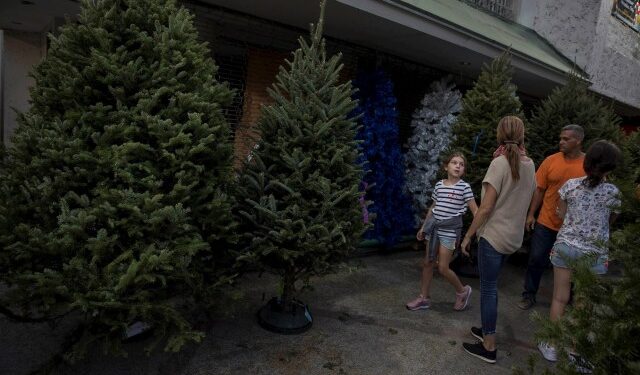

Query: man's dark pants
[{"left": 522, "top": 223, "right": 558, "bottom": 302}]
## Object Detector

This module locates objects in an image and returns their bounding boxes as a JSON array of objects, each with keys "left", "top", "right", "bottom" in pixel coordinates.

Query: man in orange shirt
[{"left": 517, "top": 125, "right": 586, "bottom": 310}]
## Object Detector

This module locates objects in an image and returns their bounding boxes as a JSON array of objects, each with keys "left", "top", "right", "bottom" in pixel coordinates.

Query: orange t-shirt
[{"left": 536, "top": 152, "right": 586, "bottom": 231}]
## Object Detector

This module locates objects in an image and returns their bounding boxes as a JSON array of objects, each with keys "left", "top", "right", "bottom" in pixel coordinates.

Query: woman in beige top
[{"left": 459, "top": 116, "right": 536, "bottom": 364}]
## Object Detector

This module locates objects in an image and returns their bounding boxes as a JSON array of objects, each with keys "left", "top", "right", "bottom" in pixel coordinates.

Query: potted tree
[{"left": 236, "top": 0, "right": 366, "bottom": 333}]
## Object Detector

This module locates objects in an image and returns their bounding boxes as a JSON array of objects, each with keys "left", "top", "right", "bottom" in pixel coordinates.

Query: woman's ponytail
[
  {"left": 504, "top": 142, "right": 521, "bottom": 181},
  {"left": 496, "top": 117, "right": 525, "bottom": 181}
]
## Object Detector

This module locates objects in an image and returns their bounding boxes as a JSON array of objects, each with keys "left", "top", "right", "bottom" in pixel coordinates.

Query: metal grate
[
  {"left": 182, "top": 0, "right": 468, "bottom": 145},
  {"left": 187, "top": 2, "right": 250, "bottom": 131},
  {"left": 463, "top": 0, "right": 515, "bottom": 20},
  {"left": 214, "top": 52, "right": 247, "bottom": 130}
]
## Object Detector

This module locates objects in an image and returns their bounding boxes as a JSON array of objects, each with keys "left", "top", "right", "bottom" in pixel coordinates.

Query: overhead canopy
[
  {"left": 396, "top": 0, "right": 583, "bottom": 78},
  {"left": 0, "top": 0, "right": 584, "bottom": 98},
  {"left": 192, "top": 0, "right": 583, "bottom": 98}
]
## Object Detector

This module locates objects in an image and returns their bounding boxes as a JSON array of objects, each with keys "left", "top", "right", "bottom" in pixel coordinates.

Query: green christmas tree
[
  {"left": 531, "top": 132, "right": 640, "bottom": 375},
  {"left": 527, "top": 73, "right": 623, "bottom": 162},
  {"left": 0, "top": 0, "right": 235, "bottom": 360},
  {"left": 236, "top": 1, "right": 364, "bottom": 314},
  {"left": 621, "top": 130, "right": 640, "bottom": 188},
  {"left": 446, "top": 52, "right": 523, "bottom": 194}
]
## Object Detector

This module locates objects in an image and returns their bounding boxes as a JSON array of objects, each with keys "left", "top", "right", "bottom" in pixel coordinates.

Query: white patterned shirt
[{"left": 555, "top": 177, "right": 621, "bottom": 255}]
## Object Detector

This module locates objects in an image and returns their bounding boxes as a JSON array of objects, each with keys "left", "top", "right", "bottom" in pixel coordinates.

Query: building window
[{"left": 612, "top": 0, "right": 640, "bottom": 32}]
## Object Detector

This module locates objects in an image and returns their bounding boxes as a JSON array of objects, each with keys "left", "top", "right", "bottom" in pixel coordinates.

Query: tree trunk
[{"left": 281, "top": 271, "right": 296, "bottom": 312}]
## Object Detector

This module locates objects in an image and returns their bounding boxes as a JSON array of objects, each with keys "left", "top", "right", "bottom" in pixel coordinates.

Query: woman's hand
[
  {"left": 461, "top": 182, "right": 497, "bottom": 257},
  {"left": 416, "top": 229, "right": 425, "bottom": 241},
  {"left": 461, "top": 236, "right": 472, "bottom": 257}
]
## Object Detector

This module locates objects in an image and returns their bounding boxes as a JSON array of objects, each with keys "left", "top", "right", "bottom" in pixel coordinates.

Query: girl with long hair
[{"left": 537, "top": 140, "right": 621, "bottom": 369}]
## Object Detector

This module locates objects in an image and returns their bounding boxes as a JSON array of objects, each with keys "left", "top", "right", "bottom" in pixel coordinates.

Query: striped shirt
[{"left": 431, "top": 180, "right": 474, "bottom": 240}]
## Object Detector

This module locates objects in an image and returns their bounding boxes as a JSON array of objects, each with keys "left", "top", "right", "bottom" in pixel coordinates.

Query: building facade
[{"left": 516, "top": 0, "right": 640, "bottom": 119}]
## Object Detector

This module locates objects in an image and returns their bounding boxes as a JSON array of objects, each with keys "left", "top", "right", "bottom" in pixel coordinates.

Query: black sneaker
[
  {"left": 463, "top": 342, "right": 496, "bottom": 363},
  {"left": 471, "top": 326, "right": 483, "bottom": 342}
]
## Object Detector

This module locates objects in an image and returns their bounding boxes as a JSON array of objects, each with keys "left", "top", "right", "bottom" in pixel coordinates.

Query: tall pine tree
[
  {"left": 0, "top": 0, "right": 235, "bottom": 359},
  {"left": 446, "top": 52, "right": 523, "bottom": 194},
  {"left": 404, "top": 78, "right": 462, "bottom": 225},
  {"left": 354, "top": 69, "right": 413, "bottom": 246},
  {"left": 622, "top": 130, "right": 640, "bottom": 190},
  {"left": 527, "top": 73, "right": 623, "bottom": 163},
  {"left": 235, "top": 1, "right": 364, "bottom": 312}
]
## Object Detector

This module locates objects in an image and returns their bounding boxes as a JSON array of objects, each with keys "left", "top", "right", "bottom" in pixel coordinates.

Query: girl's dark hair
[{"left": 583, "top": 140, "right": 622, "bottom": 188}]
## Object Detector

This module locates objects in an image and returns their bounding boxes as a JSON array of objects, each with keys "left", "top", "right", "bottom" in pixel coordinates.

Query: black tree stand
[
  {"left": 257, "top": 297, "right": 313, "bottom": 334},
  {"left": 451, "top": 245, "right": 480, "bottom": 278},
  {"left": 453, "top": 256, "right": 479, "bottom": 278}
]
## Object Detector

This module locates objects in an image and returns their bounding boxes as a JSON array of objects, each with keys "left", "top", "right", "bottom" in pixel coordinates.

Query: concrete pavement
[{"left": 1, "top": 249, "right": 557, "bottom": 374}]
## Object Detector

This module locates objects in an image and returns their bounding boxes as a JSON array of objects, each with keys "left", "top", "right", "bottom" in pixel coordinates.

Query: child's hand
[
  {"left": 416, "top": 229, "right": 425, "bottom": 241},
  {"left": 461, "top": 236, "right": 471, "bottom": 257}
]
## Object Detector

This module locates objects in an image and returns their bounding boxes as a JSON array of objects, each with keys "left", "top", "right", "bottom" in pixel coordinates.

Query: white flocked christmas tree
[{"left": 404, "top": 78, "right": 462, "bottom": 225}]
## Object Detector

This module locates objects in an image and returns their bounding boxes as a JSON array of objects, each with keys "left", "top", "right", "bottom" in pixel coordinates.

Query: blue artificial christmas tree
[{"left": 354, "top": 69, "right": 413, "bottom": 248}]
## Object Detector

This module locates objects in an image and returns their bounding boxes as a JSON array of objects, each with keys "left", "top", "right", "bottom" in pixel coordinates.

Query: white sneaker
[
  {"left": 568, "top": 352, "right": 593, "bottom": 374},
  {"left": 124, "top": 321, "right": 152, "bottom": 339},
  {"left": 538, "top": 342, "right": 557, "bottom": 362}
]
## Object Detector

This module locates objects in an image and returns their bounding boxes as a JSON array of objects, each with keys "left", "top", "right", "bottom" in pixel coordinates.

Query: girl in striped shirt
[{"left": 406, "top": 152, "right": 478, "bottom": 311}]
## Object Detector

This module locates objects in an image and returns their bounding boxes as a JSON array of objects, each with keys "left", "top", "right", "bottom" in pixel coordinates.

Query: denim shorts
[
  {"left": 549, "top": 242, "right": 608, "bottom": 275},
  {"left": 438, "top": 235, "right": 456, "bottom": 251}
]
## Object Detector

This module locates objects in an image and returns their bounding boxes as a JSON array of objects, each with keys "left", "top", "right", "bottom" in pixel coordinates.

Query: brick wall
[{"left": 233, "top": 48, "right": 288, "bottom": 168}]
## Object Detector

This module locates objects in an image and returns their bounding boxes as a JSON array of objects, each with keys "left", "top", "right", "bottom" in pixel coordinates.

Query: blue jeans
[
  {"left": 478, "top": 238, "right": 507, "bottom": 336},
  {"left": 522, "top": 223, "right": 558, "bottom": 301}
]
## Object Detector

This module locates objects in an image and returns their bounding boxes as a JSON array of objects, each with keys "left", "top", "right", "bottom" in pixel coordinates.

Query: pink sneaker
[
  {"left": 406, "top": 295, "right": 431, "bottom": 310},
  {"left": 454, "top": 285, "right": 472, "bottom": 310}
]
